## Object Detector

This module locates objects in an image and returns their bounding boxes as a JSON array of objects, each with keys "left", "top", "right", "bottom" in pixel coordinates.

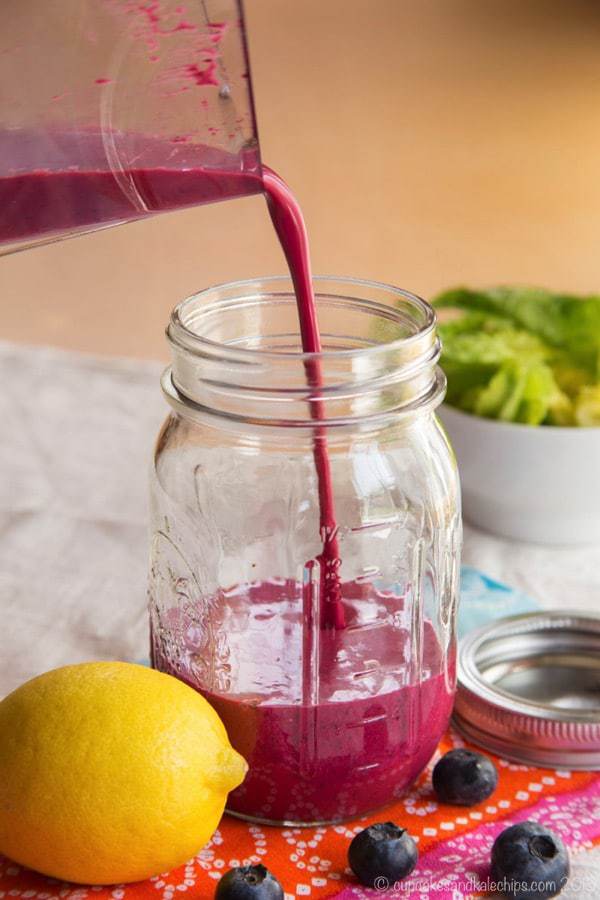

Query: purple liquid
[
  {"left": 262, "top": 167, "right": 343, "bottom": 630},
  {"left": 0, "top": 130, "right": 343, "bottom": 624},
  {"left": 0, "top": 130, "right": 263, "bottom": 243},
  {"left": 153, "top": 580, "right": 455, "bottom": 824}
]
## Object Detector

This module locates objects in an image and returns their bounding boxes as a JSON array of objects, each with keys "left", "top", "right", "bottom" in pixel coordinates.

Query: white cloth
[
  {"left": 1, "top": 340, "right": 599, "bottom": 698},
  {"left": 0, "top": 342, "right": 164, "bottom": 696}
]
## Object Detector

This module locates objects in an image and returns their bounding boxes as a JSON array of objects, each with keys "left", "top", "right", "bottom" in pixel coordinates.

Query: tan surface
[{"left": 2, "top": 0, "right": 600, "bottom": 361}]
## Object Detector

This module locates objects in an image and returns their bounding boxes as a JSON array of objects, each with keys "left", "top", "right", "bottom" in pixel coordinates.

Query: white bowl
[{"left": 438, "top": 405, "right": 600, "bottom": 545}]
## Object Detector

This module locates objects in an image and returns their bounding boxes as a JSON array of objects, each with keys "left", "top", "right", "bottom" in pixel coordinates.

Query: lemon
[{"left": 0, "top": 662, "right": 247, "bottom": 884}]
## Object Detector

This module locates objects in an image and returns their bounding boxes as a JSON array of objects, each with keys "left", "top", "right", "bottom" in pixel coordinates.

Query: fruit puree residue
[
  {"left": 101, "top": 0, "right": 227, "bottom": 80},
  {"left": 152, "top": 580, "right": 455, "bottom": 824}
]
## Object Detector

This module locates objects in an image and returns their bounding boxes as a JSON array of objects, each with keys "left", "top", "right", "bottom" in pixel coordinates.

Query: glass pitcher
[
  {"left": 149, "top": 276, "right": 462, "bottom": 825},
  {"left": 0, "top": 0, "right": 260, "bottom": 254}
]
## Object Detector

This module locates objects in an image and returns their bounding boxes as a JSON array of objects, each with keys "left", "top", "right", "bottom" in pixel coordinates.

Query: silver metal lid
[{"left": 453, "top": 611, "right": 600, "bottom": 770}]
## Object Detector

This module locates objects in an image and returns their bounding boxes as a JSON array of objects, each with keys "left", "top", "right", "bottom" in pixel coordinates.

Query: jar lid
[{"left": 453, "top": 610, "right": 600, "bottom": 770}]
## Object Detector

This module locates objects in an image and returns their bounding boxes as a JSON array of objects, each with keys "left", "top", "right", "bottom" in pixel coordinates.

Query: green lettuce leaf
[
  {"left": 574, "top": 385, "right": 600, "bottom": 427},
  {"left": 470, "top": 360, "right": 572, "bottom": 426},
  {"left": 433, "top": 285, "right": 598, "bottom": 425},
  {"left": 437, "top": 313, "right": 550, "bottom": 411},
  {"left": 435, "top": 286, "right": 600, "bottom": 375}
]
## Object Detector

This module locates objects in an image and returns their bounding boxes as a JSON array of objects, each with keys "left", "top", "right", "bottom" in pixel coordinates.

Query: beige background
[{"left": 2, "top": 0, "right": 600, "bottom": 361}]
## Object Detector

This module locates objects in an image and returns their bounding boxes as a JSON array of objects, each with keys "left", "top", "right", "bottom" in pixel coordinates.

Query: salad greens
[{"left": 433, "top": 286, "right": 600, "bottom": 426}]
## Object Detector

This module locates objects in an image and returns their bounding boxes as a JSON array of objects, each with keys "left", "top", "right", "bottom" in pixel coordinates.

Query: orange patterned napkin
[{"left": 1, "top": 728, "right": 598, "bottom": 900}]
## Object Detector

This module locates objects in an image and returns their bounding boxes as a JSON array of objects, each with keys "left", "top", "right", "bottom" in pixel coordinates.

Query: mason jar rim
[
  {"left": 168, "top": 274, "right": 436, "bottom": 363},
  {"left": 164, "top": 275, "right": 444, "bottom": 430}
]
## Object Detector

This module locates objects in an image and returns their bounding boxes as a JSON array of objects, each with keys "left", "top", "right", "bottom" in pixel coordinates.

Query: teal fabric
[{"left": 458, "top": 564, "right": 540, "bottom": 639}]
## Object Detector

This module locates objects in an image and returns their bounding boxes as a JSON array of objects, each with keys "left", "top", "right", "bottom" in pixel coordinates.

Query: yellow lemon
[{"left": 0, "top": 662, "right": 247, "bottom": 884}]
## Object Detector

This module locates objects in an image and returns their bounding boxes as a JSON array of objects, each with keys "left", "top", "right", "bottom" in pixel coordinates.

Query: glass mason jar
[{"left": 149, "top": 276, "right": 461, "bottom": 826}]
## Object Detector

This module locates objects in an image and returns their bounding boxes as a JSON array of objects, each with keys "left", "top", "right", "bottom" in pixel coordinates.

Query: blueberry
[
  {"left": 491, "top": 821, "right": 569, "bottom": 900},
  {"left": 215, "top": 864, "right": 284, "bottom": 900},
  {"left": 432, "top": 748, "right": 498, "bottom": 805},
  {"left": 348, "top": 821, "right": 418, "bottom": 888}
]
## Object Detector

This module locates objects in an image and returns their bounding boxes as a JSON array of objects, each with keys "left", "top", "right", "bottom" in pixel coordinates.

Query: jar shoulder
[{"left": 152, "top": 412, "right": 459, "bottom": 509}]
